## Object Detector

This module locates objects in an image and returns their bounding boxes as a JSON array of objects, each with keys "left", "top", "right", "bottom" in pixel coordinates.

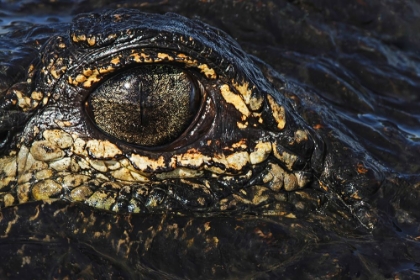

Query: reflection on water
[
  {"left": 0, "top": 7, "right": 73, "bottom": 34},
  {"left": 359, "top": 113, "right": 420, "bottom": 142},
  {"left": 0, "top": 16, "right": 71, "bottom": 34}
]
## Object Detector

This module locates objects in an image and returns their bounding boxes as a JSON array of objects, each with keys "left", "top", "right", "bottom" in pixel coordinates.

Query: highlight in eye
[{"left": 86, "top": 65, "right": 201, "bottom": 146}]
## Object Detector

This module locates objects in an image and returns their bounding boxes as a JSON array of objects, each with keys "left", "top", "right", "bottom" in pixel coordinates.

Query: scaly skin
[{"left": 0, "top": 11, "right": 323, "bottom": 215}]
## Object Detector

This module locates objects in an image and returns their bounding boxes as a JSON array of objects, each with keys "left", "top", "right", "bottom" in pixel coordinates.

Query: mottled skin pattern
[
  {"left": 1, "top": 1, "right": 420, "bottom": 279},
  {"left": 1, "top": 10, "right": 323, "bottom": 215}
]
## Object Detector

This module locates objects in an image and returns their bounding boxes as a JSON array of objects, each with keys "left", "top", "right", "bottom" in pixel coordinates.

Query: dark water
[{"left": 1, "top": 0, "right": 420, "bottom": 278}]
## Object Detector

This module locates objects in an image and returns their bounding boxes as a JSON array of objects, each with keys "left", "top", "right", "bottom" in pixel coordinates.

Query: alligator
[{"left": 1, "top": 0, "right": 420, "bottom": 278}]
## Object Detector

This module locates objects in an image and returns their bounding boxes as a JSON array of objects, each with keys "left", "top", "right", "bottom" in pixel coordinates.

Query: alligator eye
[{"left": 86, "top": 65, "right": 201, "bottom": 146}]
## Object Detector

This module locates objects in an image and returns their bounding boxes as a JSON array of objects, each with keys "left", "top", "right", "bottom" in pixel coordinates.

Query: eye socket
[{"left": 86, "top": 64, "right": 202, "bottom": 147}]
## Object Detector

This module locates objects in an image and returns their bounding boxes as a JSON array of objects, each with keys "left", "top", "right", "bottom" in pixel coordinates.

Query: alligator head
[{"left": 0, "top": 9, "right": 384, "bottom": 225}]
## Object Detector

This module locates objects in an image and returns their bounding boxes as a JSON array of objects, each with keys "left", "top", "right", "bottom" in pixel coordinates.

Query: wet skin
[{"left": 1, "top": 1, "right": 420, "bottom": 278}]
